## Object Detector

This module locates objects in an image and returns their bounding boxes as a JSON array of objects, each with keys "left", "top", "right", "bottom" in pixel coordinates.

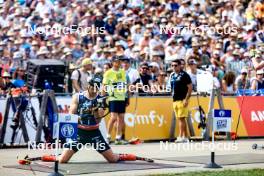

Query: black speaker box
[{"left": 26, "top": 59, "right": 66, "bottom": 92}]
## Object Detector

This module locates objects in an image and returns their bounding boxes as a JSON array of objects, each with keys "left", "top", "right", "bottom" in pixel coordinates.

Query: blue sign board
[
  {"left": 213, "top": 109, "right": 232, "bottom": 132},
  {"left": 53, "top": 113, "right": 78, "bottom": 140}
]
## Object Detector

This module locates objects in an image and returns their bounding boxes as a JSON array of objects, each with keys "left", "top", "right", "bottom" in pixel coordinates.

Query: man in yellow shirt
[{"left": 103, "top": 57, "right": 129, "bottom": 144}]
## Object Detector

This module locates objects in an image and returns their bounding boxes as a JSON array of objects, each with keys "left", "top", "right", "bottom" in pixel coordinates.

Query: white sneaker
[
  {"left": 182, "top": 137, "right": 189, "bottom": 143},
  {"left": 175, "top": 137, "right": 184, "bottom": 143}
]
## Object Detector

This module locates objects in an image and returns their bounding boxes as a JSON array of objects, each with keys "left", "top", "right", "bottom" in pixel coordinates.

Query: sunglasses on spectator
[
  {"left": 159, "top": 74, "right": 166, "bottom": 77},
  {"left": 171, "top": 64, "right": 179, "bottom": 67},
  {"left": 142, "top": 67, "right": 149, "bottom": 70}
]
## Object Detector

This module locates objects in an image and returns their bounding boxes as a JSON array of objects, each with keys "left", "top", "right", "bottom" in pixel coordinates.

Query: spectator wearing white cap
[
  {"left": 235, "top": 68, "right": 250, "bottom": 90},
  {"left": 34, "top": 0, "right": 54, "bottom": 19},
  {"left": 149, "top": 35, "right": 164, "bottom": 59},
  {"left": 131, "top": 24, "right": 143, "bottom": 44},
  {"left": 11, "top": 51, "right": 23, "bottom": 69},
  {"left": 124, "top": 40, "right": 134, "bottom": 59},
  {"left": 221, "top": 47, "right": 234, "bottom": 66},
  {"left": 175, "top": 38, "right": 187, "bottom": 60},
  {"left": 139, "top": 32, "right": 151, "bottom": 52},
  {"left": 149, "top": 62, "right": 160, "bottom": 82},
  {"left": 36, "top": 46, "right": 49, "bottom": 59},
  {"left": 186, "top": 59, "right": 203, "bottom": 92},
  {"left": 90, "top": 47, "right": 102, "bottom": 61},
  {"left": 227, "top": 50, "right": 248, "bottom": 76},
  {"left": 221, "top": 2, "right": 233, "bottom": 22},
  {"left": 151, "top": 71, "right": 168, "bottom": 95},
  {"left": 232, "top": 4, "right": 245, "bottom": 27},
  {"left": 0, "top": 71, "right": 13, "bottom": 94},
  {"left": 178, "top": 0, "right": 191, "bottom": 17},
  {"left": 165, "top": 39, "right": 178, "bottom": 64}
]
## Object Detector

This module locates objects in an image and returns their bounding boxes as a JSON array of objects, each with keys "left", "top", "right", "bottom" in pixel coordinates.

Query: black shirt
[
  {"left": 170, "top": 71, "right": 192, "bottom": 101},
  {"left": 140, "top": 74, "right": 151, "bottom": 87},
  {"left": 135, "top": 74, "right": 151, "bottom": 94}
]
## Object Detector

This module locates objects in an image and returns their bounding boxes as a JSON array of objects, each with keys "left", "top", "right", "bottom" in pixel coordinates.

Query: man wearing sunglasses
[{"left": 169, "top": 59, "right": 192, "bottom": 143}]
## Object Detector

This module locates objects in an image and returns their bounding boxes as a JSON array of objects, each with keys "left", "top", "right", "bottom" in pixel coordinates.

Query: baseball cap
[
  {"left": 81, "top": 58, "right": 92, "bottom": 66},
  {"left": 241, "top": 68, "right": 247, "bottom": 74},
  {"left": 111, "top": 56, "right": 121, "bottom": 62},
  {"left": 121, "top": 57, "right": 130, "bottom": 62},
  {"left": 149, "top": 62, "right": 160, "bottom": 69},
  {"left": 188, "top": 59, "right": 197, "bottom": 65},
  {"left": 213, "top": 50, "right": 220, "bottom": 55},
  {"left": 256, "top": 69, "right": 264, "bottom": 75},
  {"left": 2, "top": 71, "right": 11, "bottom": 78},
  {"left": 140, "top": 62, "right": 149, "bottom": 68}
]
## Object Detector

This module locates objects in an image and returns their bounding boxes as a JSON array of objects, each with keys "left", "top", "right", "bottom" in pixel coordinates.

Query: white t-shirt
[
  {"left": 149, "top": 38, "right": 164, "bottom": 55},
  {"left": 178, "top": 6, "right": 190, "bottom": 17},
  {"left": 35, "top": 0, "right": 54, "bottom": 18},
  {"left": 126, "top": 68, "right": 140, "bottom": 84},
  {"left": 71, "top": 69, "right": 92, "bottom": 92},
  {"left": 187, "top": 69, "right": 203, "bottom": 91}
]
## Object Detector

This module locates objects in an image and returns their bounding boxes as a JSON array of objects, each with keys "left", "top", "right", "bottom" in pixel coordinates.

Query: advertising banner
[
  {"left": 237, "top": 96, "right": 264, "bottom": 137},
  {"left": 0, "top": 95, "right": 264, "bottom": 144}
]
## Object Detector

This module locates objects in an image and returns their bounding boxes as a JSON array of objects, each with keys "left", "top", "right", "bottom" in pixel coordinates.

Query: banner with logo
[
  {"left": 53, "top": 113, "right": 78, "bottom": 140},
  {"left": 237, "top": 96, "right": 264, "bottom": 137},
  {"left": 213, "top": 109, "right": 232, "bottom": 132},
  {"left": 1, "top": 95, "right": 264, "bottom": 143}
]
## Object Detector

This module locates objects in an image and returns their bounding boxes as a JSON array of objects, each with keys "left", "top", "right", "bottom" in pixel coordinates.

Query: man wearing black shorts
[{"left": 103, "top": 57, "right": 129, "bottom": 145}]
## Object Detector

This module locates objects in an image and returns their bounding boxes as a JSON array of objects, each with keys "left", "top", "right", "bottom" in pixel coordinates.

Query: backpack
[{"left": 77, "top": 69, "right": 82, "bottom": 88}]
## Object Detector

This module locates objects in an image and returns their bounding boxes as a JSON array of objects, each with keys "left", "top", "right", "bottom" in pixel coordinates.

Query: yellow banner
[{"left": 105, "top": 96, "right": 248, "bottom": 140}]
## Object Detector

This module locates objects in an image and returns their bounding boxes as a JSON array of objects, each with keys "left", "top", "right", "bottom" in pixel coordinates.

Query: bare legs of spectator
[
  {"left": 116, "top": 113, "right": 125, "bottom": 140},
  {"left": 107, "top": 113, "right": 117, "bottom": 143},
  {"left": 177, "top": 118, "right": 188, "bottom": 142}
]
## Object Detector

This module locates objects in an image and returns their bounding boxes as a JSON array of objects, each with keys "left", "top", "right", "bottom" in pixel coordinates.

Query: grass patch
[{"left": 150, "top": 169, "right": 264, "bottom": 176}]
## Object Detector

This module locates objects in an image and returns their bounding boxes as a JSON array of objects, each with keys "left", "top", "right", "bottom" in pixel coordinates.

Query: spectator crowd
[{"left": 0, "top": 0, "right": 264, "bottom": 96}]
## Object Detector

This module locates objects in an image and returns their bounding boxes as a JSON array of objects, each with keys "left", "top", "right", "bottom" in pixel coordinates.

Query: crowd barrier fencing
[{"left": 0, "top": 93, "right": 263, "bottom": 145}]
